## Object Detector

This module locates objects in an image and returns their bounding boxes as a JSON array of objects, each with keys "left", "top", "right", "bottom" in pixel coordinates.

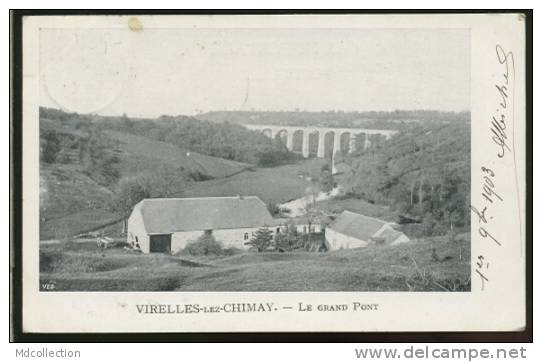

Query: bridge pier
[
  {"left": 286, "top": 132, "right": 294, "bottom": 151},
  {"left": 317, "top": 132, "right": 326, "bottom": 158},
  {"left": 332, "top": 132, "right": 341, "bottom": 157},
  {"left": 349, "top": 133, "right": 357, "bottom": 153},
  {"left": 302, "top": 132, "right": 310, "bottom": 158}
]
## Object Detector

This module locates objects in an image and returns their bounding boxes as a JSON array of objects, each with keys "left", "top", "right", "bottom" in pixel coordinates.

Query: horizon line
[{"left": 39, "top": 105, "right": 472, "bottom": 120}]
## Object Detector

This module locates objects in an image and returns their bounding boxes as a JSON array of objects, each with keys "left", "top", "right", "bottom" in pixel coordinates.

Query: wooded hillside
[
  {"left": 341, "top": 122, "right": 470, "bottom": 235},
  {"left": 197, "top": 110, "right": 471, "bottom": 129},
  {"left": 39, "top": 107, "right": 253, "bottom": 239},
  {"left": 90, "top": 112, "right": 298, "bottom": 167}
]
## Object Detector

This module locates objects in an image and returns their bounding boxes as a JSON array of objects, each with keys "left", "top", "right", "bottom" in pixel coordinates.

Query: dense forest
[
  {"left": 340, "top": 122, "right": 470, "bottom": 235},
  {"left": 197, "top": 110, "right": 471, "bottom": 129}
]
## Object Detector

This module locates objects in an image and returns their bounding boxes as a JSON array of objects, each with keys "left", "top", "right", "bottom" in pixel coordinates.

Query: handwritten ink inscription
[
  {"left": 471, "top": 44, "right": 515, "bottom": 291},
  {"left": 491, "top": 45, "right": 515, "bottom": 158},
  {"left": 471, "top": 167, "right": 502, "bottom": 246},
  {"left": 471, "top": 166, "right": 502, "bottom": 291}
]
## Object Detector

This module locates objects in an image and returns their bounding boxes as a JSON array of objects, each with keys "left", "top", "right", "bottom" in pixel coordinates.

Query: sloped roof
[
  {"left": 135, "top": 196, "right": 273, "bottom": 234},
  {"left": 375, "top": 227, "right": 407, "bottom": 244},
  {"left": 269, "top": 218, "right": 290, "bottom": 226},
  {"left": 271, "top": 214, "right": 333, "bottom": 226},
  {"left": 328, "top": 211, "right": 388, "bottom": 241}
]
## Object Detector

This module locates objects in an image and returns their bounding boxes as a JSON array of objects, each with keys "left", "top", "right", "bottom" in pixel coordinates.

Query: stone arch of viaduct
[{"left": 245, "top": 124, "right": 397, "bottom": 158}]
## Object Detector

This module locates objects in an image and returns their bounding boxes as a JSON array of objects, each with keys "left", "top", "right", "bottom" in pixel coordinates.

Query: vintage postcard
[{"left": 16, "top": 13, "right": 527, "bottom": 334}]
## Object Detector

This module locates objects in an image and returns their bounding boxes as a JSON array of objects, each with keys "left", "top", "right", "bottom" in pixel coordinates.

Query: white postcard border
[{"left": 21, "top": 13, "right": 526, "bottom": 333}]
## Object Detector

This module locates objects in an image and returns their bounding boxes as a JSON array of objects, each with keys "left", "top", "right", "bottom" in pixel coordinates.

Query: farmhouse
[
  {"left": 325, "top": 210, "right": 409, "bottom": 250},
  {"left": 271, "top": 215, "right": 327, "bottom": 234},
  {"left": 127, "top": 196, "right": 274, "bottom": 254}
]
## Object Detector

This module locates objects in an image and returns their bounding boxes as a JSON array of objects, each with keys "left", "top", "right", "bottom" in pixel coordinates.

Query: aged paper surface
[{"left": 21, "top": 14, "right": 526, "bottom": 333}]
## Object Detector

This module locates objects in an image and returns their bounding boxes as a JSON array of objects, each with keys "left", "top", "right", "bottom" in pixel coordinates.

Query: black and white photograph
[
  {"left": 38, "top": 25, "right": 471, "bottom": 292},
  {"left": 13, "top": 12, "right": 528, "bottom": 336}
]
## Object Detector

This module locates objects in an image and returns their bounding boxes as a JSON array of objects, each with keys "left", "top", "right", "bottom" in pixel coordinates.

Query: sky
[{"left": 40, "top": 28, "right": 470, "bottom": 118}]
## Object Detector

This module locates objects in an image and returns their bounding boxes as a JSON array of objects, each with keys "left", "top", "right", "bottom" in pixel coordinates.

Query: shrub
[{"left": 183, "top": 231, "right": 224, "bottom": 256}]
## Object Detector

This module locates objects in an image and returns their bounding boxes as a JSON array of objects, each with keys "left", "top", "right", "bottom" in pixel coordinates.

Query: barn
[
  {"left": 325, "top": 210, "right": 409, "bottom": 250},
  {"left": 127, "top": 196, "right": 274, "bottom": 254}
]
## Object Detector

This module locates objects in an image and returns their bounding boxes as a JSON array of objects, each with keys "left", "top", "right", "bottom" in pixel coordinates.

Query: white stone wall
[
  {"left": 294, "top": 223, "right": 321, "bottom": 233},
  {"left": 127, "top": 215, "right": 325, "bottom": 254},
  {"left": 325, "top": 227, "right": 369, "bottom": 250},
  {"left": 171, "top": 227, "right": 267, "bottom": 253},
  {"left": 276, "top": 223, "right": 322, "bottom": 234},
  {"left": 127, "top": 209, "right": 150, "bottom": 253}
]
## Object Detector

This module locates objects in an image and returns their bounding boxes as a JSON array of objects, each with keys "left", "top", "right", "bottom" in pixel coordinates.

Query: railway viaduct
[{"left": 245, "top": 124, "right": 396, "bottom": 158}]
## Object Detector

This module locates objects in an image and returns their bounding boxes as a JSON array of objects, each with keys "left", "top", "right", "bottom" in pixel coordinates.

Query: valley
[{"left": 38, "top": 107, "right": 471, "bottom": 292}]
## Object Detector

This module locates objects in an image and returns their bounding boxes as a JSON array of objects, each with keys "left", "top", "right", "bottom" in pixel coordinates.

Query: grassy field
[
  {"left": 40, "top": 233, "right": 470, "bottom": 292},
  {"left": 104, "top": 130, "right": 250, "bottom": 180},
  {"left": 182, "top": 158, "right": 326, "bottom": 205}
]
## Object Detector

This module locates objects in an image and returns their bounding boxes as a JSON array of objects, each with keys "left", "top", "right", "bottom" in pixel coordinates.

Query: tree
[
  {"left": 267, "top": 202, "right": 280, "bottom": 216},
  {"left": 109, "top": 178, "right": 150, "bottom": 234},
  {"left": 100, "top": 155, "right": 121, "bottom": 186},
  {"left": 246, "top": 227, "right": 273, "bottom": 252},
  {"left": 440, "top": 172, "right": 470, "bottom": 232},
  {"left": 139, "top": 166, "right": 186, "bottom": 198},
  {"left": 41, "top": 130, "right": 61, "bottom": 163},
  {"left": 422, "top": 213, "right": 438, "bottom": 236},
  {"left": 320, "top": 167, "right": 334, "bottom": 193}
]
